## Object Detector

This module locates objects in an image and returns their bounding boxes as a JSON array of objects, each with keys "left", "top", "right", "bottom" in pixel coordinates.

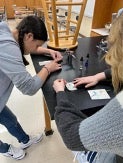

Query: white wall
[
  {"left": 84, "top": 0, "right": 95, "bottom": 17},
  {"left": 59, "top": 0, "right": 95, "bottom": 18}
]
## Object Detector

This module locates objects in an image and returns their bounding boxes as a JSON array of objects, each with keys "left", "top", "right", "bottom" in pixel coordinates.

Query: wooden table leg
[{"left": 43, "top": 97, "right": 54, "bottom": 136}]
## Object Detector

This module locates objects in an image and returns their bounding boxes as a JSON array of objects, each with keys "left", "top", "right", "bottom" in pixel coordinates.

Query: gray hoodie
[{"left": 0, "top": 21, "right": 43, "bottom": 112}]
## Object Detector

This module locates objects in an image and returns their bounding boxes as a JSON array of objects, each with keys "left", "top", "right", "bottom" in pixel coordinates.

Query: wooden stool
[{"left": 41, "top": 0, "right": 87, "bottom": 50}]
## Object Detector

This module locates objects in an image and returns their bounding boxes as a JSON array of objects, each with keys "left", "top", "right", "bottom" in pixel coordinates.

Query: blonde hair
[{"left": 105, "top": 14, "right": 123, "bottom": 93}]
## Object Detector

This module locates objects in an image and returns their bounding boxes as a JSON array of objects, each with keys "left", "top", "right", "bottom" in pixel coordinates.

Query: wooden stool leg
[{"left": 43, "top": 97, "right": 54, "bottom": 136}]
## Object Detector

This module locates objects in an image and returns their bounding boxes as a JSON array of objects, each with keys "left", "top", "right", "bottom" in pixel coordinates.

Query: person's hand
[
  {"left": 73, "top": 75, "right": 99, "bottom": 88},
  {"left": 48, "top": 49, "right": 63, "bottom": 60},
  {"left": 44, "top": 59, "right": 62, "bottom": 74},
  {"left": 53, "top": 79, "right": 66, "bottom": 93}
]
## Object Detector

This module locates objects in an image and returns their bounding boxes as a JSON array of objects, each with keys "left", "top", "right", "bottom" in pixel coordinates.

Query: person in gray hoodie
[
  {"left": 53, "top": 12, "right": 123, "bottom": 163},
  {"left": 0, "top": 15, "right": 62, "bottom": 160}
]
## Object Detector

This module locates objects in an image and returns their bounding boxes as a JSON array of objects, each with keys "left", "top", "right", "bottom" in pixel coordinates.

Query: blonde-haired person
[
  {"left": 73, "top": 8, "right": 123, "bottom": 90},
  {"left": 53, "top": 13, "right": 123, "bottom": 162},
  {"left": 105, "top": 12, "right": 123, "bottom": 93}
]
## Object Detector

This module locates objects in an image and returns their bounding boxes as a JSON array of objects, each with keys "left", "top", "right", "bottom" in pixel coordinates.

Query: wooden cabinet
[
  {"left": 2, "top": 0, "right": 27, "bottom": 18},
  {"left": 0, "top": 0, "right": 5, "bottom": 7},
  {"left": 4, "top": 0, "right": 14, "bottom": 18},
  {"left": 0, "top": 0, "right": 42, "bottom": 19},
  {"left": 91, "top": 0, "right": 123, "bottom": 37},
  {"left": 26, "top": 0, "right": 42, "bottom": 8},
  {"left": 14, "top": 0, "right": 27, "bottom": 7}
]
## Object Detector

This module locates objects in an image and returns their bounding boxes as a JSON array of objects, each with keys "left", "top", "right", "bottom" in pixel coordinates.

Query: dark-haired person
[
  {"left": 0, "top": 16, "right": 62, "bottom": 160},
  {"left": 53, "top": 13, "right": 123, "bottom": 163}
]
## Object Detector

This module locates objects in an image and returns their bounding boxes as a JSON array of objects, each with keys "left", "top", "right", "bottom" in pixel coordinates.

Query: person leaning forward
[{"left": 0, "top": 15, "right": 62, "bottom": 160}]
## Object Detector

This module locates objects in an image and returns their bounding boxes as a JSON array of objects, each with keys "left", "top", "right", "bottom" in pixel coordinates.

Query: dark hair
[{"left": 16, "top": 15, "right": 48, "bottom": 65}]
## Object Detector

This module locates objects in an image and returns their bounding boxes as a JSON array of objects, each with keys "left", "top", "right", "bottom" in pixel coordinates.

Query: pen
[
  {"left": 84, "top": 53, "right": 89, "bottom": 69},
  {"left": 79, "top": 56, "right": 83, "bottom": 69}
]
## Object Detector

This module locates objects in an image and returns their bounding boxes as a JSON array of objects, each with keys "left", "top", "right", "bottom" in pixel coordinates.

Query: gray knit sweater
[
  {"left": 54, "top": 91, "right": 123, "bottom": 157},
  {"left": 0, "top": 21, "right": 43, "bottom": 112}
]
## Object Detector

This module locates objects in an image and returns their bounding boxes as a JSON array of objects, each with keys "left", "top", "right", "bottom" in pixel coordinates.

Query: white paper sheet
[
  {"left": 88, "top": 89, "right": 110, "bottom": 100},
  {"left": 66, "top": 82, "right": 77, "bottom": 91},
  {"left": 39, "top": 60, "right": 52, "bottom": 66}
]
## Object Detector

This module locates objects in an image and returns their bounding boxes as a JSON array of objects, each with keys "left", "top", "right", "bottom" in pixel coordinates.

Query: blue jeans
[{"left": 0, "top": 106, "right": 29, "bottom": 153}]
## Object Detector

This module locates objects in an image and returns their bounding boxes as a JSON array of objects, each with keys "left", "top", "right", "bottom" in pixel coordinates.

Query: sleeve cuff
[
  {"left": 56, "top": 91, "right": 69, "bottom": 105},
  {"left": 104, "top": 69, "right": 111, "bottom": 79}
]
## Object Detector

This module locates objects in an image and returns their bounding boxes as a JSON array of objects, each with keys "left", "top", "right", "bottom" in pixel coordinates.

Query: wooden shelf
[
  {"left": 91, "top": 28, "right": 109, "bottom": 36},
  {"left": 0, "top": 0, "right": 43, "bottom": 19},
  {"left": 91, "top": 0, "right": 123, "bottom": 37}
]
